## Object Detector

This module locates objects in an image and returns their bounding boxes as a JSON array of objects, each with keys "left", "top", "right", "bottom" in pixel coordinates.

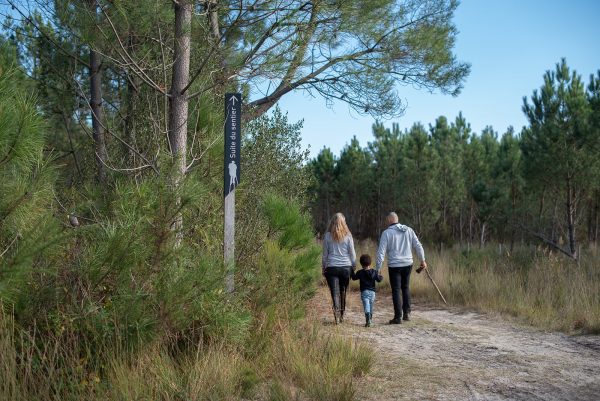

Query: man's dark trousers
[{"left": 389, "top": 265, "right": 412, "bottom": 319}]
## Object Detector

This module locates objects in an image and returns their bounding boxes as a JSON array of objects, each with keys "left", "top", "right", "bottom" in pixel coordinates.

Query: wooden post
[{"left": 225, "top": 190, "right": 235, "bottom": 292}]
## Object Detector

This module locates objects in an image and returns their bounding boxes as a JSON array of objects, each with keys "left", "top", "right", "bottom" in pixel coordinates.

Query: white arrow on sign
[{"left": 229, "top": 95, "right": 238, "bottom": 105}]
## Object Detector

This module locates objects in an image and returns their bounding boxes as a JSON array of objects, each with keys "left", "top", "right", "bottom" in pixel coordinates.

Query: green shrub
[
  {"left": 244, "top": 194, "right": 320, "bottom": 320},
  {"left": 0, "top": 67, "right": 61, "bottom": 320}
]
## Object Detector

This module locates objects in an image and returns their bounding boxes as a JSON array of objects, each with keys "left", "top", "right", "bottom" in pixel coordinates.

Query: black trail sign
[
  {"left": 224, "top": 93, "right": 241, "bottom": 196},
  {"left": 224, "top": 93, "right": 241, "bottom": 292}
]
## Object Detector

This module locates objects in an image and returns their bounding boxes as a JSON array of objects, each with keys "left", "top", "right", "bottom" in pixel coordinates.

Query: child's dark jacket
[{"left": 351, "top": 268, "right": 383, "bottom": 292}]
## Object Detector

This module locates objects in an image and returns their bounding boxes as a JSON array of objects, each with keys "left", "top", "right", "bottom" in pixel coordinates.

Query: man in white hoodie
[{"left": 375, "top": 212, "right": 427, "bottom": 324}]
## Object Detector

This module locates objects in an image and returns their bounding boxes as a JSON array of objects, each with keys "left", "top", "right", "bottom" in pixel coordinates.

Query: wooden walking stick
[{"left": 418, "top": 266, "right": 447, "bottom": 305}]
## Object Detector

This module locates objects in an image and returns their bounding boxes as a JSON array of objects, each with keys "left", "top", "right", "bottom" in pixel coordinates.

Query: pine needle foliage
[
  {"left": 263, "top": 193, "right": 315, "bottom": 251},
  {"left": 0, "top": 66, "right": 60, "bottom": 316},
  {"left": 242, "top": 194, "right": 320, "bottom": 344}
]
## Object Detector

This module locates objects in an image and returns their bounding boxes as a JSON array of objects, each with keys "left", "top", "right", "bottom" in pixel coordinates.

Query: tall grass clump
[
  {"left": 409, "top": 244, "right": 600, "bottom": 333},
  {"left": 271, "top": 324, "right": 373, "bottom": 401}
]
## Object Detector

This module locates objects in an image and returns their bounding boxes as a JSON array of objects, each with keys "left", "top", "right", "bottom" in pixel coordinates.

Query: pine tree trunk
[
  {"left": 207, "top": 0, "right": 220, "bottom": 41},
  {"left": 468, "top": 202, "right": 474, "bottom": 246},
  {"left": 62, "top": 113, "right": 82, "bottom": 180},
  {"left": 168, "top": 0, "right": 192, "bottom": 244},
  {"left": 326, "top": 188, "right": 331, "bottom": 224},
  {"left": 510, "top": 182, "right": 516, "bottom": 252},
  {"left": 566, "top": 176, "right": 577, "bottom": 257},
  {"left": 538, "top": 190, "right": 545, "bottom": 225},
  {"left": 587, "top": 196, "right": 594, "bottom": 244},
  {"left": 459, "top": 208, "right": 463, "bottom": 245},
  {"left": 594, "top": 191, "right": 599, "bottom": 245},
  {"left": 479, "top": 221, "right": 486, "bottom": 248},
  {"left": 590, "top": 189, "right": 599, "bottom": 245},
  {"left": 88, "top": 0, "right": 107, "bottom": 184},
  {"left": 551, "top": 198, "right": 559, "bottom": 244},
  {"left": 417, "top": 197, "right": 423, "bottom": 236}
]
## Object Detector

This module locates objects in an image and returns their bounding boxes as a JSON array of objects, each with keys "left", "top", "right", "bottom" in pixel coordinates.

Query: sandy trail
[{"left": 311, "top": 287, "right": 600, "bottom": 401}]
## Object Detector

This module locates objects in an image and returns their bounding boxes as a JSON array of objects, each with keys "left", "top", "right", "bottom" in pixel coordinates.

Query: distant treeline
[{"left": 308, "top": 60, "right": 600, "bottom": 259}]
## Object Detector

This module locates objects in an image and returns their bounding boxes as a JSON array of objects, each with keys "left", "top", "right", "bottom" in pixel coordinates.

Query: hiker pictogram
[{"left": 228, "top": 160, "right": 238, "bottom": 192}]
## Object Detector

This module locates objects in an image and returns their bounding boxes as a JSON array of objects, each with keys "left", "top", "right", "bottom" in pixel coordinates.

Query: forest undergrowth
[{"left": 0, "top": 63, "right": 372, "bottom": 401}]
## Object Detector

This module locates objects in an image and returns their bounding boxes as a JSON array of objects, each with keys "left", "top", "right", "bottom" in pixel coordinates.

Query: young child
[{"left": 351, "top": 254, "right": 383, "bottom": 327}]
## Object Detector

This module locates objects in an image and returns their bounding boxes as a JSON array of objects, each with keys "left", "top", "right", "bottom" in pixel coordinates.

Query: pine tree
[
  {"left": 369, "top": 121, "right": 404, "bottom": 234},
  {"left": 308, "top": 148, "right": 337, "bottom": 234},
  {"left": 586, "top": 71, "right": 600, "bottom": 244},
  {"left": 522, "top": 59, "right": 595, "bottom": 258},
  {"left": 401, "top": 123, "right": 441, "bottom": 237},
  {"left": 430, "top": 116, "right": 466, "bottom": 244},
  {"left": 0, "top": 65, "right": 58, "bottom": 309},
  {"left": 335, "top": 137, "right": 374, "bottom": 237},
  {"left": 494, "top": 127, "right": 524, "bottom": 250}
]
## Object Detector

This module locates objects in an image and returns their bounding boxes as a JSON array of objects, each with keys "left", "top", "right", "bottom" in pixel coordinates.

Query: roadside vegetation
[{"left": 0, "top": 61, "right": 371, "bottom": 400}]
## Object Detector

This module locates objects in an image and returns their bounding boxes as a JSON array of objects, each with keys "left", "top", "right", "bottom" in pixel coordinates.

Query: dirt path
[{"left": 311, "top": 287, "right": 600, "bottom": 401}]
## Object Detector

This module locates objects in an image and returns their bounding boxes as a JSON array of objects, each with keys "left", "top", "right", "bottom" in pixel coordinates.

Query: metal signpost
[{"left": 224, "top": 93, "right": 241, "bottom": 292}]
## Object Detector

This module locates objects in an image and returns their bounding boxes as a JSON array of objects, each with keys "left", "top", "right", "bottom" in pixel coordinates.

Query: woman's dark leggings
[
  {"left": 324, "top": 266, "right": 351, "bottom": 314},
  {"left": 389, "top": 265, "right": 412, "bottom": 319}
]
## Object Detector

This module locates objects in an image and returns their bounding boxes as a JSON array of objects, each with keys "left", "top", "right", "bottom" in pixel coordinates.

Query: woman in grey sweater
[{"left": 322, "top": 213, "right": 356, "bottom": 324}]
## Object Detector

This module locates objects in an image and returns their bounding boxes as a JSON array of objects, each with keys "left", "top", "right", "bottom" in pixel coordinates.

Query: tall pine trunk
[
  {"left": 207, "top": 0, "right": 220, "bottom": 40},
  {"left": 566, "top": 176, "right": 577, "bottom": 258},
  {"left": 88, "top": 0, "right": 107, "bottom": 184},
  {"left": 594, "top": 190, "right": 599, "bottom": 245},
  {"left": 510, "top": 182, "right": 517, "bottom": 252},
  {"left": 168, "top": 0, "right": 192, "bottom": 243},
  {"left": 479, "top": 221, "right": 486, "bottom": 248},
  {"left": 588, "top": 189, "right": 599, "bottom": 245}
]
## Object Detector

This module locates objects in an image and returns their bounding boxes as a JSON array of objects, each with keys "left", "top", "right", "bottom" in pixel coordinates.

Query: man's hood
[{"left": 391, "top": 224, "right": 408, "bottom": 232}]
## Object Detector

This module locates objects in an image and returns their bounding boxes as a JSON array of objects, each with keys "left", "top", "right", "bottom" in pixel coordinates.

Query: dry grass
[
  {"left": 272, "top": 323, "right": 373, "bottom": 401},
  {"left": 355, "top": 240, "right": 600, "bottom": 334},
  {"left": 0, "top": 313, "right": 95, "bottom": 401},
  {"left": 105, "top": 344, "right": 247, "bottom": 401},
  {"left": 0, "top": 310, "right": 373, "bottom": 401}
]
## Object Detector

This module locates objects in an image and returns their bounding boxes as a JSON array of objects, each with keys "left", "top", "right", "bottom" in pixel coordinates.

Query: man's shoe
[
  {"left": 402, "top": 313, "right": 410, "bottom": 321},
  {"left": 389, "top": 317, "right": 402, "bottom": 324}
]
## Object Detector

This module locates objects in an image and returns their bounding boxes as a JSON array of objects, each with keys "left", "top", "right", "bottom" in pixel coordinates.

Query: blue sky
[{"left": 277, "top": 0, "right": 600, "bottom": 158}]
